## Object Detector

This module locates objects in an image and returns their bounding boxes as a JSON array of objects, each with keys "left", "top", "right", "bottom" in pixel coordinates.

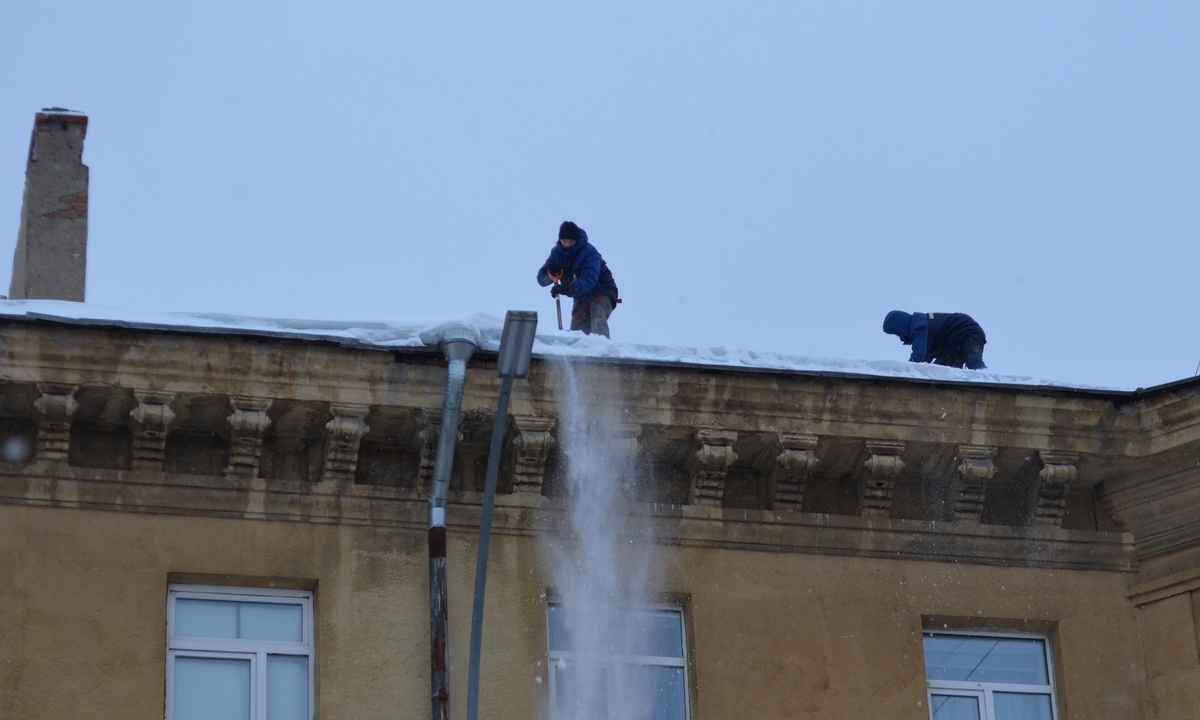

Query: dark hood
[{"left": 883, "top": 310, "right": 913, "bottom": 338}]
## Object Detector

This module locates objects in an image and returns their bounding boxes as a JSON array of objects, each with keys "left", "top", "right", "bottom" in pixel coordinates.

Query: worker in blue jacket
[
  {"left": 882, "top": 311, "right": 987, "bottom": 370},
  {"left": 536, "top": 221, "right": 620, "bottom": 338}
]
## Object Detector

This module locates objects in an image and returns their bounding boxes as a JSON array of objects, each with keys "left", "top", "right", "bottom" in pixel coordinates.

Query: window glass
[
  {"left": 923, "top": 632, "right": 1056, "bottom": 720},
  {"left": 176, "top": 599, "right": 240, "bottom": 639},
  {"left": 553, "top": 663, "right": 609, "bottom": 720},
  {"left": 548, "top": 606, "right": 684, "bottom": 658},
  {"left": 924, "top": 635, "right": 1049, "bottom": 685},
  {"left": 623, "top": 664, "right": 688, "bottom": 720},
  {"left": 175, "top": 599, "right": 303, "bottom": 642},
  {"left": 619, "top": 610, "right": 685, "bottom": 658},
  {"left": 173, "top": 656, "right": 251, "bottom": 720},
  {"left": 546, "top": 604, "right": 570, "bottom": 652},
  {"left": 266, "top": 655, "right": 309, "bottom": 720},
  {"left": 993, "top": 692, "right": 1053, "bottom": 720},
  {"left": 548, "top": 603, "right": 689, "bottom": 720},
  {"left": 240, "top": 603, "right": 303, "bottom": 642},
  {"left": 930, "top": 694, "right": 981, "bottom": 720}
]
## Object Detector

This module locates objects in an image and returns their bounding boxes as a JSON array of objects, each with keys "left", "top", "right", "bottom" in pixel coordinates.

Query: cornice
[{"left": 1, "top": 321, "right": 1197, "bottom": 568}]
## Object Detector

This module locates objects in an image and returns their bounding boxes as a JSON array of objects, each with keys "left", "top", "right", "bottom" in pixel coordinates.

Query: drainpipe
[{"left": 428, "top": 325, "right": 477, "bottom": 720}]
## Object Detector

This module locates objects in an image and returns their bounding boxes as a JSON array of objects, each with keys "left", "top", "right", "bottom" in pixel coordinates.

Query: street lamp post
[{"left": 465, "top": 310, "right": 538, "bottom": 720}]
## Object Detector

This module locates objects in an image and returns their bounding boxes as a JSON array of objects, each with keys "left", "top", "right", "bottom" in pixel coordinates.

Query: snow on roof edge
[{"left": 0, "top": 299, "right": 1137, "bottom": 393}]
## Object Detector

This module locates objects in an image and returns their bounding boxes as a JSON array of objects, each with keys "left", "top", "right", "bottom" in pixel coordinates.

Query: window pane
[
  {"left": 619, "top": 610, "right": 685, "bottom": 659},
  {"left": 547, "top": 605, "right": 570, "bottom": 652},
  {"left": 173, "top": 656, "right": 251, "bottom": 720},
  {"left": 241, "top": 602, "right": 303, "bottom": 642},
  {"left": 929, "top": 694, "right": 981, "bottom": 720},
  {"left": 923, "top": 635, "right": 1049, "bottom": 685},
  {"left": 994, "top": 692, "right": 1053, "bottom": 720},
  {"left": 549, "top": 605, "right": 683, "bottom": 659},
  {"left": 621, "top": 664, "right": 687, "bottom": 720},
  {"left": 554, "top": 662, "right": 609, "bottom": 720},
  {"left": 267, "top": 655, "right": 309, "bottom": 720},
  {"left": 176, "top": 599, "right": 303, "bottom": 642},
  {"left": 176, "top": 599, "right": 239, "bottom": 639}
]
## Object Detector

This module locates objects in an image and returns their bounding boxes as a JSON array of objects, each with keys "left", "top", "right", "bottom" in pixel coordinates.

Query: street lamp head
[{"left": 497, "top": 310, "right": 538, "bottom": 379}]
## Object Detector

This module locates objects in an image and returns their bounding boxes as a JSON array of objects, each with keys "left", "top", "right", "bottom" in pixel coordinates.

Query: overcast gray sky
[{"left": 3, "top": 2, "right": 1197, "bottom": 390}]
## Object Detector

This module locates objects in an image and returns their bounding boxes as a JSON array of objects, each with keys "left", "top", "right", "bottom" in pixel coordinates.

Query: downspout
[{"left": 428, "top": 326, "right": 477, "bottom": 720}]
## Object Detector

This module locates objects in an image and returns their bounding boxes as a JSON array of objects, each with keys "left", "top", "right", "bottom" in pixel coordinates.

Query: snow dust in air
[{"left": 540, "top": 357, "right": 665, "bottom": 720}]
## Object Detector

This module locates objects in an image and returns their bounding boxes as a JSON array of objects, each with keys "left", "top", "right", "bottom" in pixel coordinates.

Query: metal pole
[{"left": 464, "top": 374, "right": 514, "bottom": 720}]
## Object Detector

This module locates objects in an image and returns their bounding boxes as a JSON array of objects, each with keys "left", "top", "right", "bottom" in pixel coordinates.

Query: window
[
  {"left": 923, "top": 631, "right": 1057, "bottom": 720},
  {"left": 547, "top": 604, "right": 690, "bottom": 720},
  {"left": 167, "top": 585, "right": 314, "bottom": 720}
]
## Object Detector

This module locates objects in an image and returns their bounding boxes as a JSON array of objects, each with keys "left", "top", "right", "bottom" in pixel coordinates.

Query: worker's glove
[
  {"left": 551, "top": 282, "right": 574, "bottom": 298},
  {"left": 544, "top": 263, "right": 563, "bottom": 281}
]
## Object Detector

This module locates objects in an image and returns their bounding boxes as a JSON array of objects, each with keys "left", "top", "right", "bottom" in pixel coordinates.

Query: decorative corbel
[
  {"left": 510, "top": 414, "right": 556, "bottom": 494},
  {"left": 862, "top": 440, "right": 905, "bottom": 517},
  {"left": 770, "top": 434, "right": 819, "bottom": 510},
  {"left": 688, "top": 429, "right": 738, "bottom": 506},
  {"left": 33, "top": 383, "right": 77, "bottom": 462},
  {"left": 129, "top": 391, "right": 176, "bottom": 469},
  {"left": 227, "top": 396, "right": 272, "bottom": 478},
  {"left": 954, "top": 445, "right": 997, "bottom": 522},
  {"left": 322, "top": 404, "right": 370, "bottom": 484},
  {"left": 1034, "top": 451, "right": 1078, "bottom": 526}
]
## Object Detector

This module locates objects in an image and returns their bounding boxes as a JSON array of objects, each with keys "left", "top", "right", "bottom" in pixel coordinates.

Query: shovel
[{"left": 549, "top": 271, "right": 564, "bottom": 330}]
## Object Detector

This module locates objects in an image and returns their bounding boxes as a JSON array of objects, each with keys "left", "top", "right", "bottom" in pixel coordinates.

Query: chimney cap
[{"left": 35, "top": 108, "right": 88, "bottom": 132}]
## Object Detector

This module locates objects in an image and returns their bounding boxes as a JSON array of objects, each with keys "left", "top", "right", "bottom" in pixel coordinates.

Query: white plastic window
[
  {"left": 923, "top": 631, "right": 1057, "bottom": 720},
  {"left": 167, "top": 585, "right": 313, "bottom": 720},
  {"left": 547, "top": 604, "right": 690, "bottom": 720}
]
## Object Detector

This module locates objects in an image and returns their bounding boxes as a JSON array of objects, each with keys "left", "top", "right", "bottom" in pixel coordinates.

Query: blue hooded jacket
[
  {"left": 536, "top": 226, "right": 619, "bottom": 314},
  {"left": 883, "top": 310, "right": 986, "bottom": 369}
]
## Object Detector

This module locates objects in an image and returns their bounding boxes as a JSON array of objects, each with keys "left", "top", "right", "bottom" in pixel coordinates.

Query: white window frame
[
  {"left": 547, "top": 603, "right": 691, "bottom": 720},
  {"left": 923, "top": 630, "right": 1058, "bottom": 720},
  {"left": 166, "top": 584, "right": 314, "bottom": 720}
]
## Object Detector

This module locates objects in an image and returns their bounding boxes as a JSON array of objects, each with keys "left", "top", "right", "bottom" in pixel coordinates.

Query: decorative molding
[
  {"left": 227, "top": 397, "right": 272, "bottom": 478},
  {"left": 770, "top": 434, "right": 819, "bottom": 511},
  {"left": 322, "top": 404, "right": 370, "bottom": 483},
  {"left": 33, "top": 383, "right": 77, "bottom": 462},
  {"left": 862, "top": 440, "right": 905, "bottom": 517},
  {"left": 511, "top": 415, "right": 556, "bottom": 494},
  {"left": 129, "top": 392, "right": 176, "bottom": 469},
  {"left": 1128, "top": 566, "right": 1200, "bottom": 607},
  {"left": 1034, "top": 451, "right": 1079, "bottom": 526},
  {"left": 955, "top": 445, "right": 998, "bottom": 522},
  {"left": 688, "top": 429, "right": 738, "bottom": 506},
  {"left": 1098, "top": 465, "right": 1200, "bottom": 558}
]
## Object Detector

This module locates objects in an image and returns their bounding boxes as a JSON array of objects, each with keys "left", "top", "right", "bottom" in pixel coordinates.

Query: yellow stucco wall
[{"left": 0, "top": 502, "right": 1165, "bottom": 719}]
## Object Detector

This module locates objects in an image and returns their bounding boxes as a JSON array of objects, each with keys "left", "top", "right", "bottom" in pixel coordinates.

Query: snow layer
[{"left": 0, "top": 300, "right": 1125, "bottom": 391}]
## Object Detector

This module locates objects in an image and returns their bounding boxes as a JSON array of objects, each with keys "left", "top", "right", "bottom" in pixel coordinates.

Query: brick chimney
[{"left": 9, "top": 108, "right": 89, "bottom": 301}]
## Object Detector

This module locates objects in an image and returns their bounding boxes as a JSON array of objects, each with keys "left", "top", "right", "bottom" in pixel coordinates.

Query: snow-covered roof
[{"left": 0, "top": 300, "right": 1129, "bottom": 393}]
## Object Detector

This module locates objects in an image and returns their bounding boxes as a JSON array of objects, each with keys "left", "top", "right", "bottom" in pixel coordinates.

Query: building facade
[
  {"left": 4, "top": 111, "right": 1200, "bottom": 719},
  {"left": 2, "top": 314, "right": 1200, "bottom": 719}
]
